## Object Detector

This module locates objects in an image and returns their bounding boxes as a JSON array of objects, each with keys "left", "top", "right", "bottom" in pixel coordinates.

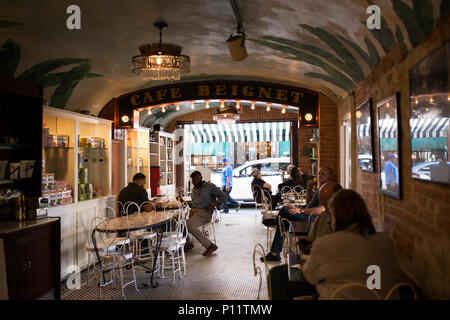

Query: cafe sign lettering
[{"left": 115, "top": 80, "right": 318, "bottom": 127}]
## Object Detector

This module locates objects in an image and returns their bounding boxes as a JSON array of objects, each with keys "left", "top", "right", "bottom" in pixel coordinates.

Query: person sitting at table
[
  {"left": 272, "top": 165, "right": 306, "bottom": 207},
  {"left": 303, "top": 189, "right": 400, "bottom": 299},
  {"left": 262, "top": 181, "right": 342, "bottom": 262},
  {"left": 184, "top": 171, "right": 227, "bottom": 256},
  {"left": 118, "top": 172, "right": 155, "bottom": 216},
  {"left": 251, "top": 169, "right": 274, "bottom": 204},
  {"left": 280, "top": 164, "right": 295, "bottom": 183},
  {"left": 267, "top": 182, "right": 342, "bottom": 300}
]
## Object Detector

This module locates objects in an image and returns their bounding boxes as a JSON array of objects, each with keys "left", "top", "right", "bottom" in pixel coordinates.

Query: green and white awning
[
  {"left": 187, "top": 122, "right": 291, "bottom": 143},
  {"left": 410, "top": 117, "right": 449, "bottom": 139}
]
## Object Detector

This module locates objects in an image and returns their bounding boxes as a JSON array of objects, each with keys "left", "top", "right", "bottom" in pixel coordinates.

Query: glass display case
[
  {"left": 77, "top": 121, "right": 110, "bottom": 202},
  {"left": 125, "top": 128, "right": 150, "bottom": 190},
  {"left": 42, "top": 106, "right": 112, "bottom": 206}
]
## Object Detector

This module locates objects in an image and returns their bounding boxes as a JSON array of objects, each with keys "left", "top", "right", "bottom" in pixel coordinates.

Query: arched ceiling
[{"left": 0, "top": 0, "right": 447, "bottom": 115}]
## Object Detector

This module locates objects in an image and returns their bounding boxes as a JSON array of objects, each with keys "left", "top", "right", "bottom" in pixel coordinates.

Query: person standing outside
[
  {"left": 384, "top": 153, "right": 398, "bottom": 193},
  {"left": 221, "top": 158, "right": 240, "bottom": 213}
]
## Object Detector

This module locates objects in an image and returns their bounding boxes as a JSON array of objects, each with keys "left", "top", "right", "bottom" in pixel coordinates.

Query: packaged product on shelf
[
  {"left": 20, "top": 160, "right": 35, "bottom": 178},
  {"left": 56, "top": 135, "right": 69, "bottom": 148},
  {"left": 56, "top": 192, "right": 63, "bottom": 206},
  {"left": 47, "top": 173, "right": 55, "bottom": 191},
  {"left": 48, "top": 193, "right": 58, "bottom": 207},
  {"left": 8, "top": 162, "right": 20, "bottom": 179},
  {"left": 62, "top": 190, "right": 73, "bottom": 205}
]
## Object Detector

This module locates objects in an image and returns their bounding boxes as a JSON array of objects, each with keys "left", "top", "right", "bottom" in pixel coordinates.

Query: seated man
[
  {"left": 185, "top": 171, "right": 227, "bottom": 256},
  {"left": 118, "top": 172, "right": 155, "bottom": 215},
  {"left": 262, "top": 181, "right": 341, "bottom": 262}
]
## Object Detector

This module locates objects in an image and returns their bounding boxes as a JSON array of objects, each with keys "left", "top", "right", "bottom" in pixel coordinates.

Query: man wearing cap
[
  {"left": 384, "top": 153, "right": 398, "bottom": 192},
  {"left": 221, "top": 158, "right": 240, "bottom": 213},
  {"left": 185, "top": 171, "right": 226, "bottom": 256}
]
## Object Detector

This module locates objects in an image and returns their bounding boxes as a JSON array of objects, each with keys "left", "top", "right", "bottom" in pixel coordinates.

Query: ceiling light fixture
[
  {"left": 121, "top": 115, "right": 129, "bottom": 123},
  {"left": 147, "top": 108, "right": 152, "bottom": 115},
  {"left": 266, "top": 103, "right": 271, "bottom": 112},
  {"left": 205, "top": 100, "right": 210, "bottom": 109},
  {"left": 190, "top": 101, "right": 195, "bottom": 109},
  {"left": 161, "top": 105, "right": 166, "bottom": 113},
  {"left": 220, "top": 101, "right": 225, "bottom": 109},
  {"left": 213, "top": 102, "right": 240, "bottom": 124},
  {"left": 175, "top": 104, "right": 180, "bottom": 111},
  {"left": 250, "top": 102, "right": 255, "bottom": 110},
  {"left": 131, "top": 21, "right": 190, "bottom": 81}
]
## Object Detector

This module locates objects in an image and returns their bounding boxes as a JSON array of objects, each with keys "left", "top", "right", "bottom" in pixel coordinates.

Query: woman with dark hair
[{"left": 302, "top": 189, "right": 401, "bottom": 299}]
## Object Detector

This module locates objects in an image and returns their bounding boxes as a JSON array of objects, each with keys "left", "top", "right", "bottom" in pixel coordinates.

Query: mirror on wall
[
  {"left": 377, "top": 93, "right": 401, "bottom": 199},
  {"left": 356, "top": 99, "right": 374, "bottom": 172},
  {"left": 409, "top": 41, "right": 450, "bottom": 185}
]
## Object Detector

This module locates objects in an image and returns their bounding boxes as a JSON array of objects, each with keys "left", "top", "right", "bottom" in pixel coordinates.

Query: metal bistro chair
[
  {"left": 261, "top": 191, "right": 278, "bottom": 252},
  {"left": 252, "top": 184, "right": 266, "bottom": 222},
  {"left": 98, "top": 217, "right": 139, "bottom": 300},
  {"left": 201, "top": 208, "right": 217, "bottom": 246},
  {"left": 152, "top": 217, "right": 188, "bottom": 285},
  {"left": 278, "top": 217, "right": 296, "bottom": 263},
  {"left": 329, "top": 282, "right": 382, "bottom": 300},
  {"left": 131, "top": 201, "right": 158, "bottom": 261},
  {"left": 252, "top": 243, "right": 271, "bottom": 300}
]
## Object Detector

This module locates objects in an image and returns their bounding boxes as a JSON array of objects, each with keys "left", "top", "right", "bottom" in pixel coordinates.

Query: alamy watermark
[
  {"left": 366, "top": 5, "right": 381, "bottom": 30},
  {"left": 66, "top": 5, "right": 81, "bottom": 30}
]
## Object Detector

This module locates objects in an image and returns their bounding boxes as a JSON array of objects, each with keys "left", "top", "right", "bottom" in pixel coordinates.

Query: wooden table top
[{"left": 95, "top": 211, "right": 175, "bottom": 232}]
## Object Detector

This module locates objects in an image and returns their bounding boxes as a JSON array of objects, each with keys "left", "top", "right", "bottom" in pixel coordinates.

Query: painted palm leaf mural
[
  {"left": 0, "top": 17, "right": 101, "bottom": 109},
  {"left": 0, "top": 0, "right": 448, "bottom": 112},
  {"left": 250, "top": 0, "right": 448, "bottom": 95}
]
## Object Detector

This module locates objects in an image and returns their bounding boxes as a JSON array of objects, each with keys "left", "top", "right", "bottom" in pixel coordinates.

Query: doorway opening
[{"left": 182, "top": 121, "right": 293, "bottom": 201}]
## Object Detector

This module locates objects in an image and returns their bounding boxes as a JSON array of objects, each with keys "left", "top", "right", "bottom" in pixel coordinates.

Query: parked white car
[{"left": 210, "top": 157, "right": 291, "bottom": 201}]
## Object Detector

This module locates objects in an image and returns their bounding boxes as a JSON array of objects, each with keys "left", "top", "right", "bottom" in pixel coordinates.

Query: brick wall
[
  {"left": 318, "top": 94, "right": 339, "bottom": 181},
  {"left": 352, "top": 14, "right": 450, "bottom": 298}
]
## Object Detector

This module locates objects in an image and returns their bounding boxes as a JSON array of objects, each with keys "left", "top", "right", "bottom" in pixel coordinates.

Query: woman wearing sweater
[{"left": 302, "top": 189, "right": 401, "bottom": 300}]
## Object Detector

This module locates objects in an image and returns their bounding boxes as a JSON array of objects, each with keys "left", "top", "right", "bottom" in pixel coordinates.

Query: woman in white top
[{"left": 303, "top": 189, "right": 401, "bottom": 300}]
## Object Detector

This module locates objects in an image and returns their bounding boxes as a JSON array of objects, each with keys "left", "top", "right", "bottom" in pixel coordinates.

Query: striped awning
[
  {"left": 356, "top": 124, "right": 371, "bottom": 138},
  {"left": 187, "top": 122, "right": 291, "bottom": 143},
  {"left": 378, "top": 118, "right": 397, "bottom": 139},
  {"left": 410, "top": 117, "right": 449, "bottom": 139}
]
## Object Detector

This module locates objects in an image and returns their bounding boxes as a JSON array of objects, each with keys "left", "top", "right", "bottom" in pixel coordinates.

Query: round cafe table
[{"left": 93, "top": 210, "right": 175, "bottom": 288}]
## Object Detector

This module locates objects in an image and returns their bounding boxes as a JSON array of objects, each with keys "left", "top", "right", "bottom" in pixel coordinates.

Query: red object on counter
[{"left": 150, "top": 166, "right": 161, "bottom": 196}]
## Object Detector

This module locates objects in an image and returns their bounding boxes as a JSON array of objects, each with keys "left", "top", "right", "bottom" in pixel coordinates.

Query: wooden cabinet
[{"left": 0, "top": 218, "right": 60, "bottom": 300}]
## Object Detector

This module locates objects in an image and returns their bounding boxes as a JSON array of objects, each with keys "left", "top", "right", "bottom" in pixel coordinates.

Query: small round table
[{"left": 93, "top": 210, "right": 175, "bottom": 288}]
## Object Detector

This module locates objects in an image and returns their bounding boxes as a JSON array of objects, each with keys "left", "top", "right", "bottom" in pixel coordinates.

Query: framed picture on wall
[
  {"left": 409, "top": 41, "right": 450, "bottom": 185},
  {"left": 377, "top": 93, "right": 401, "bottom": 199},
  {"left": 356, "top": 99, "right": 375, "bottom": 172}
]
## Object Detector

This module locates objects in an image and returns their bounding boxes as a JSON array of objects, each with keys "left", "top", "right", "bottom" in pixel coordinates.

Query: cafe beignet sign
[{"left": 116, "top": 80, "right": 318, "bottom": 127}]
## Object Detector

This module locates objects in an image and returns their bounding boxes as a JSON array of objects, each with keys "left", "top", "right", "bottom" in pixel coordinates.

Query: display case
[
  {"left": 43, "top": 106, "right": 115, "bottom": 280},
  {"left": 149, "top": 130, "right": 175, "bottom": 195},
  {"left": 125, "top": 128, "right": 150, "bottom": 191},
  {"left": 42, "top": 106, "right": 112, "bottom": 205}
]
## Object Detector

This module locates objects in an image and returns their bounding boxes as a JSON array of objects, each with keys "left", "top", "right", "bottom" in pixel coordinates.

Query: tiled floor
[{"left": 62, "top": 208, "right": 279, "bottom": 300}]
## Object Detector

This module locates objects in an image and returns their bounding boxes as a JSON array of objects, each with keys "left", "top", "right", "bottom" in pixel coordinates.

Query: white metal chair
[
  {"left": 261, "top": 192, "right": 278, "bottom": 252},
  {"left": 252, "top": 243, "right": 271, "bottom": 300},
  {"left": 131, "top": 201, "right": 158, "bottom": 261},
  {"left": 98, "top": 218, "right": 139, "bottom": 299},
  {"left": 278, "top": 217, "right": 296, "bottom": 263},
  {"left": 385, "top": 282, "right": 418, "bottom": 300},
  {"left": 329, "top": 282, "right": 382, "bottom": 300},
  {"left": 201, "top": 212, "right": 217, "bottom": 246},
  {"left": 152, "top": 218, "right": 188, "bottom": 285}
]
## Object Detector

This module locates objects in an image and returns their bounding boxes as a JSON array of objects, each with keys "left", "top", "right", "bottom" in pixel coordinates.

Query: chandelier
[
  {"left": 213, "top": 102, "right": 240, "bottom": 124},
  {"left": 131, "top": 21, "right": 190, "bottom": 81}
]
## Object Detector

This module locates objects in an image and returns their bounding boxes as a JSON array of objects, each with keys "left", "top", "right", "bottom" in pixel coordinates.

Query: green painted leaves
[
  {"left": 392, "top": 0, "right": 435, "bottom": 48},
  {"left": 0, "top": 38, "right": 102, "bottom": 109},
  {"left": 0, "top": 39, "right": 20, "bottom": 76}
]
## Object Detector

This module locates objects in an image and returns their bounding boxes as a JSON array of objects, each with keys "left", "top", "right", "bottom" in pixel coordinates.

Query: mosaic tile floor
[{"left": 62, "top": 208, "right": 279, "bottom": 300}]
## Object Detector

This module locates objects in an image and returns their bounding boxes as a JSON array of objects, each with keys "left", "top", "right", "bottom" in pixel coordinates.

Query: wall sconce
[
  {"left": 355, "top": 110, "right": 362, "bottom": 119},
  {"left": 121, "top": 115, "right": 129, "bottom": 123},
  {"left": 304, "top": 113, "right": 313, "bottom": 121}
]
